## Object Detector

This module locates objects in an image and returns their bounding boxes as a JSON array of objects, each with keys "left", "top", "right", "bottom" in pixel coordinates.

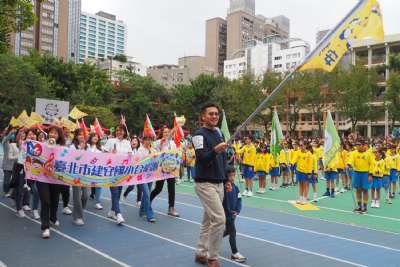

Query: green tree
[
  {"left": 171, "top": 74, "right": 226, "bottom": 130},
  {"left": 115, "top": 72, "right": 170, "bottom": 134},
  {"left": 329, "top": 65, "right": 380, "bottom": 132},
  {"left": 113, "top": 54, "right": 127, "bottom": 62},
  {"left": 0, "top": 0, "right": 35, "bottom": 53},
  {"left": 0, "top": 53, "right": 50, "bottom": 127}
]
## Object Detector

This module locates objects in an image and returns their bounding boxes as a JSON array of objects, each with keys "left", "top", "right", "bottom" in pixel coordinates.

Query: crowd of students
[{"left": 230, "top": 135, "right": 400, "bottom": 214}]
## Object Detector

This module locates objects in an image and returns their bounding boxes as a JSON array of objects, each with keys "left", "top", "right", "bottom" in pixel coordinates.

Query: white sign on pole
[{"left": 35, "top": 98, "right": 70, "bottom": 123}]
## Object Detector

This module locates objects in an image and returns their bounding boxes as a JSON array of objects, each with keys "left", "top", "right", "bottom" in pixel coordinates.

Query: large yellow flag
[
  {"left": 16, "top": 110, "right": 35, "bottom": 127},
  {"left": 30, "top": 112, "right": 45, "bottom": 124},
  {"left": 300, "top": 0, "right": 384, "bottom": 72},
  {"left": 69, "top": 106, "right": 88, "bottom": 120}
]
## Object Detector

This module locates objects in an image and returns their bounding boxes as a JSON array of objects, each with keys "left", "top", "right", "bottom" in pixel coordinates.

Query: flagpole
[{"left": 227, "top": 0, "right": 366, "bottom": 143}]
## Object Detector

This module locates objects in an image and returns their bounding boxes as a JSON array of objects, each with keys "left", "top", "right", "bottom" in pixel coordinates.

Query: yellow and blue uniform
[
  {"left": 347, "top": 150, "right": 374, "bottom": 190},
  {"left": 238, "top": 144, "right": 257, "bottom": 179},
  {"left": 386, "top": 153, "right": 400, "bottom": 183},
  {"left": 336, "top": 150, "right": 348, "bottom": 175},
  {"left": 294, "top": 150, "right": 313, "bottom": 182},
  {"left": 309, "top": 153, "right": 319, "bottom": 184},
  {"left": 269, "top": 153, "right": 280, "bottom": 177},
  {"left": 278, "top": 149, "right": 290, "bottom": 173},
  {"left": 371, "top": 158, "right": 385, "bottom": 190},
  {"left": 255, "top": 152, "right": 270, "bottom": 177},
  {"left": 289, "top": 148, "right": 300, "bottom": 172},
  {"left": 324, "top": 157, "right": 338, "bottom": 180},
  {"left": 383, "top": 154, "right": 391, "bottom": 189}
]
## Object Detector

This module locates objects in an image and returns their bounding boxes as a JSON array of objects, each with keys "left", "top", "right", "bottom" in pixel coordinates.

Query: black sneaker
[
  {"left": 360, "top": 208, "right": 368, "bottom": 214},
  {"left": 323, "top": 191, "right": 330, "bottom": 197},
  {"left": 353, "top": 207, "right": 362, "bottom": 213}
]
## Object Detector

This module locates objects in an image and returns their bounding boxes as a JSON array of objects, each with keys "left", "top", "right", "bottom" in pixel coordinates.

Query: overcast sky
[{"left": 82, "top": 0, "right": 399, "bottom": 66}]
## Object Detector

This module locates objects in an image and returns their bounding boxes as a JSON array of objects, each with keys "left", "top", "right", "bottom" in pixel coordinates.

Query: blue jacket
[
  {"left": 223, "top": 184, "right": 242, "bottom": 220},
  {"left": 193, "top": 127, "right": 227, "bottom": 183}
]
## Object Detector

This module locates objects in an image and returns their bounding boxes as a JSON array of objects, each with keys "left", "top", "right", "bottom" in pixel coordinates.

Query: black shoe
[
  {"left": 360, "top": 208, "right": 367, "bottom": 214},
  {"left": 323, "top": 191, "right": 330, "bottom": 197},
  {"left": 353, "top": 207, "right": 362, "bottom": 213}
]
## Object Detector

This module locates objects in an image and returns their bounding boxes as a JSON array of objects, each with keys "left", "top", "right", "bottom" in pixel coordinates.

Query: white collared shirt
[{"left": 103, "top": 138, "right": 132, "bottom": 154}]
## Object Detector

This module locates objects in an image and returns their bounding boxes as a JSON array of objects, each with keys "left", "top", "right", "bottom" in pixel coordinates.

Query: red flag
[
  {"left": 173, "top": 115, "right": 184, "bottom": 148},
  {"left": 78, "top": 119, "right": 89, "bottom": 139},
  {"left": 143, "top": 114, "right": 156, "bottom": 138},
  {"left": 93, "top": 117, "right": 104, "bottom": 139}
]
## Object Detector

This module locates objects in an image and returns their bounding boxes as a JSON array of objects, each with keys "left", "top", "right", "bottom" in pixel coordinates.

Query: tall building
[
  {"left": 148, "top": 56, "right": 213, "bottom": 89},
  {"left": 11, "top": 0, "right": 69, "bottom": 61},
  {"left": 316, "top": 29, "right": 330, "bottom": 45},
  {"left": 205, "top": 18, "right": 227, "bottom": 74},
  {"left": 205, "top": 0, "right": 290, "bottom": 75},
  {"left": 228, "top": 0, "right": 255, "bottom": 15},
  {"left": 78, "top": 11, "right": 127, "bottom": 63},
  {"left": 224, "top": 37, "right": 309, "bottom": 80},
  {"left": 68, "top": 0, "right": 81, "bottom": 63}
]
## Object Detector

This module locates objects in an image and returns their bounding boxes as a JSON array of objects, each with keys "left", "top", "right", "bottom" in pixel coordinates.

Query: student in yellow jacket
[
  {"left": 289, "top": 143, "right": 300, "bottom": 185},
  {"left": 383, "top": 147, "right": 392, "bottom": 204},
  {"left": 387, "top": 146, "right": 400, "bottom": 199},
  {"left": 278, "top": 142, "right": 291, "bottom": 188},
  {"left": 371, "top": 150, "right": 385, "bottom": 208},
  {"left": 347, "top": 140, "right": 374, "bottom": 214},
  {"left": 336, "top": 145, "right": 349, "bottom": 192},
  {"left": 237, "top": 136, "right": 257, "bottom": 197},
  {"left": 309, "top": 151, "right": 319, "bottom": 202},
  {"left": 294, "top": 142, "right": 313, "bottom": 204},
  {"left": 254, "top": 145, "right": 271, "bottom": 194}
]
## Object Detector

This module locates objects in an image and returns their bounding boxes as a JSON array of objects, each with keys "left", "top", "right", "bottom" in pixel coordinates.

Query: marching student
[
  {"left": 223, "top": 167, "right": 246, "bottom": 263},
  {"left": 371, "top": 149, "right": 385, "bottom": 208},
  {"left": 123, "top": 135, "right": 142, "bottom": 206},
  {"left": 294, "top": 141, "right": 313, "bottom": 204},
  {"left": 269, "top": 147, "right": 280, "bottom": 191},
  {"left": 36, "top": 126, "right": 65, "bottom": 238},
  {"left": 87, "top": 132, "right": 103, "bottom": 210},
  {"left": 347, "top": 139, "right": 374, "bottom": 214},
  {"left": 70, "top": 128, "right": 90, "bottom": 226},
  {"left": 237, "top": 136, "right": 256, "bottom": 197},
  {"left": 388, "top": 146, "right": 400, "bottom": 199},
  {"left": 103, "top": 124, "right": 133, "bottom": 225}
]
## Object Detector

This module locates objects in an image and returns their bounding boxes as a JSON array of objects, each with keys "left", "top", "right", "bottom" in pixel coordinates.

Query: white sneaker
[
  {"left": 5, "top": 192, "right": 12, "bottom": 198},
  {"left": 313, "top": 193, "right": 318, "bottom": 202},
  {"left": 260, "top": 188, "right": 266, "bottom": 194},
  {"left": 63, "top": 206, "right": 72, "bottom": 215},
  {"left": 269, "top": 186, "right": 273, "bottom": 190},
  {"left": 50, "top": 220, "right": 60, "bottom": 227},
  {"left": 22, "top": 205, "right": 31, "bottom": 211},
  {"left": 242, "top": 190, "right": 248, "bottom": 197},
  {"left": 231, "top": 252, "right": 246, "bottom": 263},
  {"left": 42, "top": 229, "right": 50, "bottom": 239},
  {"left": 340, "top": 188, "right": 345, "bottom": 193},
  {"left": 95, "top": 203, "right": 103, "bottom": 210},
  {"left": 74, "top": 218, "right": 85, "bottom": 226},
  {"left": 107, "top": 210, "right": 117, "bottom": 220},
  {"left": 376, "top": 200, "right": 380, "bottom": 208},
  {"left": 116, "top": 213, "right": 125, "bottom": 225},
  {"left": 371, "top": 200, "right": 376, "bottom": 208},
  {"left": 33, "top": 209, "right": 40, "bottom": 220},
  {"left": 256, "top": 189, "right": 263, "bottom": 194},
  {"left": 16, "top": 209, "right": 25, "bottom": 218},
  {"left": 247, "top": 191, "right": 253, "bottom": 197},
  {"left": 176, "top": 179, "right": 182, "bottom": 185},
  {"left": 136, "top": 201, "right": 141, "bottom": 208}
]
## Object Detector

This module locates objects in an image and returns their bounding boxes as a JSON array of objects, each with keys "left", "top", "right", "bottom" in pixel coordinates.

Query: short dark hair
[
  {"left": 226, "top": 166, "right": 235, "bottom": 174},
  {"left": 200, "top": 103, "right": 220, "bottom": 114}
]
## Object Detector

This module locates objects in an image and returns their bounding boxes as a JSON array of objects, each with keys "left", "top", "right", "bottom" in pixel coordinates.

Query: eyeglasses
[{"left": 208, "top": 112, "right": 219, "bottom": 116}]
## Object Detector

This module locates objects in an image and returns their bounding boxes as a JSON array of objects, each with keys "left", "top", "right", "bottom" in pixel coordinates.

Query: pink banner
[{"left": 24, "top": 141, "right": 180, "bottom": 187}]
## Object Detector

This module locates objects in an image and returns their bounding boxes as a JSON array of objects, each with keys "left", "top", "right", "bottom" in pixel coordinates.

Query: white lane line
[
  {"left": 105, "top": 197, "right": 368, "bottom": 267},
  {"left": 131, "top": 195, "right": 400, "bottom": 253},
  {"left": 80, "top": 206, "right": 249, "bottom": 267},
  {"left": 0, "top": 202, "right": 131, "bottom": 267},
  {"left": 177, "top": 183, "right": 400, "bottom": 222},
  {"left": 175, "top": 189, "right": 400, "bottom": 236}
]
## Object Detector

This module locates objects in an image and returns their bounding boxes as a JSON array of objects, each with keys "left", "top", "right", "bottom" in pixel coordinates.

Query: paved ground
[{"left": 1, "top": 149, "right": 400, "bottom": 267}]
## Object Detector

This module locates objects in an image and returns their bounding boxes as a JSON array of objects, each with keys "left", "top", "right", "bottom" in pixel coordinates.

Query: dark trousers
[
  {"left": 150, "top": 178, "right": 175, "bottom": 208},
  {"left": 13, "top": 163, "right": 29, "bottom": 211},
  {"left": 123, "top": 185, "right": 142, "bottom": 202},
  {"left": 59, "top": 185, "right": 70, "bottom": 208},
  {"left": 3, "top": 170, "right": 13, "bottom": 193},
  {"left": 37, "top": 182, "right": 60, "bottom": 230},
  {"left": 223, "top": 218, "right": 238, "bottom": 254}
]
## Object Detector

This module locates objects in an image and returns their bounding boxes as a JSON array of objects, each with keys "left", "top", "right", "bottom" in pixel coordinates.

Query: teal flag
[
  {"left": 221, "top": 110, "right": 231, "bottom": 141},
  {"left": 323, "top": 111, "right": 341, "bottom": 166},
  {"left": 270, "top": 111, "right": 283, "bottom": 160}
]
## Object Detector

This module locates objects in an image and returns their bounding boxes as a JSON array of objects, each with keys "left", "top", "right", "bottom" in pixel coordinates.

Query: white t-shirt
[
  {"left": 137, "top": 146, "right": 156, "bottom": 157},
  {"left": 103, "top": 138, "right": 132, "bottom": 154},
  {"left": 154, "top": 139, "right": 176, "bottom": 152},
  {"left": 88, "top": 144, "right": 102, "bottom": 153}
]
